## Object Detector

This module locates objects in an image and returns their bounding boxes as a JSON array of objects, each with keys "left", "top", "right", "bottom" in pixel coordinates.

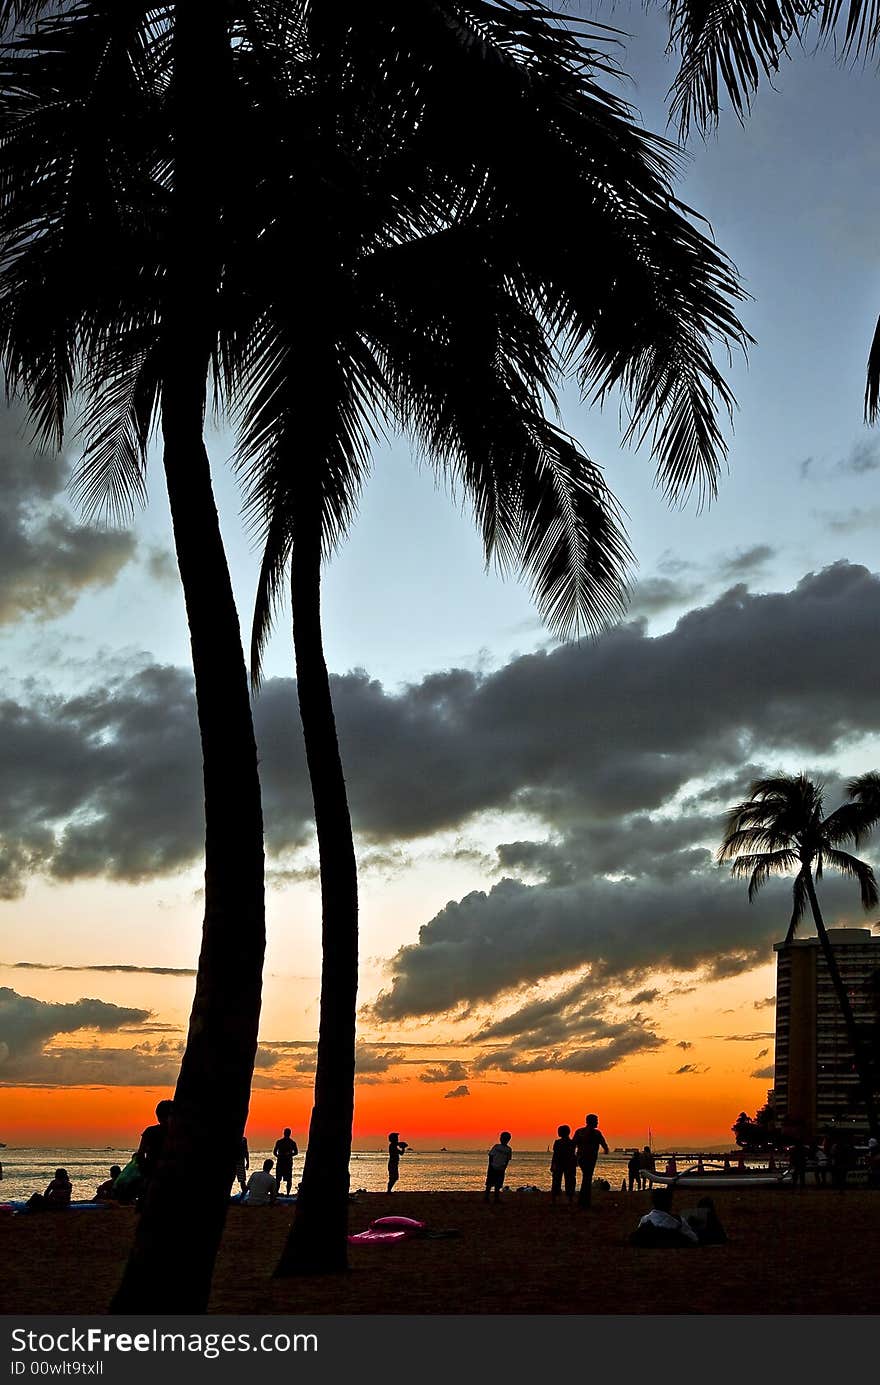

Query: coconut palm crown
[{"left": 719, "top": 771, "right": 880, "bottom": 1133}]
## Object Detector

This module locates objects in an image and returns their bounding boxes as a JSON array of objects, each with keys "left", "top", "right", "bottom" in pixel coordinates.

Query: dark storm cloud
[
  {"left": 471, "top": 1020, "right": 663, "bottom": 1074},
  {"left": 628, "top": 989, "right": 660, "bottom": 1005},
  {"left": 2, "top": 560, "right": 880, "bottom": 939},
  {"left": 444, "top": 1084, "right": 470, "bottom": 1099},
  {"left": 0, "top": 408, "right": 135, "bottom": 625}
]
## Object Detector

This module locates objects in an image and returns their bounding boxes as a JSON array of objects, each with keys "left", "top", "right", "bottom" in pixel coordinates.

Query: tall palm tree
[
  {"left": 0, "top": 2, "right": 266, "bottom": 1310},
  {"left": 232, "top": 0, "right": 751, "bottom": 1275},
  {"left": 718, "top": 772, "right": 880, "bottom": 1136},
  {"left": 662, "top": 0, "right": 880, "bottom": 415}
]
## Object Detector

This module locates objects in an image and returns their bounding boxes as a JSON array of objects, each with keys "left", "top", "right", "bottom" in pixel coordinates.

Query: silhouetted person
[
  {"left": 550, "top": 1125, "right": 577, "bottom": 1203},
  {"left": 627, "top": 1148, "right": 642, "bottom": 1193},
  {"left": 137, "top": 1099, "right": 174, "bottom": 1185},
  {"left": 788, "top": 1139, "right": 808, "bottom": 1189},
  {"left": 867, "top": 1137, "right": 880, "bottom": 1189},
  {"left": 235, "top": 1136, "right": 249, "bottom": 1194},
  {"left": 273, "top": 1128, "right": 298, "bottom": 1195},
  {"left": 685, "top": 1195, "right": 728, "bottom": 1245},
  {"left": 28, "top": 1168, "right": 72, "bottom": 1212},
  {"left": 640, "top": 1146, "right": 655, "bottom": 1189},
  {"left": 95, "top": 1165, "right": 122, "bottom": 1201},
  {"left": 484, "top": 1131, "right": 512, "bottom": 1202},
  {"left": 630, "top": 1187, "right": 698, "bottom": 1246},
  {"left": 245, "top": 1158, "right": 278, "bottom": 1206},
  {"left": 572, "top": 1113, "right": 608, "bottom": 1207},
  {"left": 386, "top": 1132, "right": 408, "bottom": 1192}
]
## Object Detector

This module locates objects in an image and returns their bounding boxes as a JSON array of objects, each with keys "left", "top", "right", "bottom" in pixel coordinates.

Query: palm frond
[{"left": 823, "top": 847, "right": 880, "bottom": 909}]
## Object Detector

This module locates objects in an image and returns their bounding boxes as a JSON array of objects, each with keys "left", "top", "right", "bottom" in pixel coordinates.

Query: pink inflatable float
[{"left": 348, "top": 1214, "right": 425, "bottom": 1246}]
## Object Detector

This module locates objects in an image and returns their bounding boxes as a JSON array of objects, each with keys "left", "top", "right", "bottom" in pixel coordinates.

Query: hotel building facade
[{"left": 772, "top": 927, "right": 880, "bottom": 1138}]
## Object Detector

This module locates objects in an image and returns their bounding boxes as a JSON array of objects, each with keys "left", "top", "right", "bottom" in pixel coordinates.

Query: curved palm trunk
[
  {"left": 804, "top": 871, "right": 878, "bottom": 1136},
  {"left": 111, "top": 1, "right": 266, "bottom": 1312},
  {"left": 274, "top": 510, "right": 358, "bottom": 1276}
]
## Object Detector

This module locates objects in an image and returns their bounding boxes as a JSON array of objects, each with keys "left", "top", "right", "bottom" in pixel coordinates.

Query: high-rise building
[{"left": 773, "top": 928, "right": 880, "bottom": 1138}]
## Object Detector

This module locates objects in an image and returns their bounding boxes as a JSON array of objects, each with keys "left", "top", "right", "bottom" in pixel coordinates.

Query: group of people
[
  {"left": 233, "top": 1128, "right": 299, "bottom": 1202},
  {"left": 786, "top": 1133, "right": 879, "bottom": 1190},
  {"left": 478, "top": 1114, "right": 613, "bottom": 1208}
]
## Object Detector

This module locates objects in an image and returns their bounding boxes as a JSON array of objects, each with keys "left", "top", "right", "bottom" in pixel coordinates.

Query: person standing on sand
[
  {"left": 235, "top": 1136, "right": 250, "bottom": 1195},
  {"left": 485, "top": 1131, "right": 513, "bottom": 1203},
  {"left": 550, "top": 1125, "right": 577, "bottom": 1203},
  {"left": 136, "top": 1099, "right": 174, "bottom": 1186},
  {"left": 627, "top": 1149, "right": 642, "bottom": 1193},
  {"left": 386, "top": 1132, "right": 408, "bottom": 1192},
  {"left": 273, "top": 1128, "right": 298, "bottom": 1196},
  {"left": 572, "top": 1113, "right": 608, "bottom": 1208},
  {"left": 640, "top": 1146, "right": 655, "bottom": 1189}
]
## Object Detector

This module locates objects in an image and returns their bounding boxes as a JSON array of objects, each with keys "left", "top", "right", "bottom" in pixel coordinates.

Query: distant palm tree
[
  {"left": 718, "top": 772, "right": 880, "bottom": 1135},
  {"left": 662, "top": 0, "right": 880, "bottom": 416},
  {"left": 0, "top": 3, "right": 266, "bottom": 1310},
  {"left": 235, "top": 1, "right": 750, "bottom": 1275}
]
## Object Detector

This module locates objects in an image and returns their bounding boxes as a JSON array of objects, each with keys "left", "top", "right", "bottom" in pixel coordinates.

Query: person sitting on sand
[
  {"left": 682, "top": 1195, "right": 728, "bottom": 1245},
  {"left": 95, "top": 1165, "right": 122, "bottom": 1201},
  {"left": 113, "top": 1153, "right": 145, "bottom": 1205},
  {"left": 484, "top": 1131, "right": 513, "bottom": 1203},
  {"left": 28, "top": 1168, "right": 72, "bottom": 1212},
  {"left": 245, "top": 1158, "right": 278, "bottom": 1206},
  {"left": 550, "top": 1125, "right": 577, "bottom": 1203},
  {"left": 630, "top": 1187, "right": 698, "bottom": 1247}
]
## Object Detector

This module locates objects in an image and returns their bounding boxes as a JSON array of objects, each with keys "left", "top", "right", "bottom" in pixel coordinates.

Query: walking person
[
  {"left": 550, "top": 1125, "right": 577, "bottom": 1203},
  {"left": 386, "top": 1132, "right": 408, "bottom": 1192},
  {"left": 273, "top": 1128, "right": 298, "bottom": 1196},
  {"left": 572, "top": 1113, "right": 608, "bottom": 1208}
]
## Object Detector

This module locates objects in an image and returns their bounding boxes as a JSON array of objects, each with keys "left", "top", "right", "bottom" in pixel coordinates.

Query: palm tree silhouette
[
  {"left": 663, "top": 0, "right": 880, "bottom": 416},
  {"left": 236, "top": 4, "right": 750, "bottom": 1275},
  {"left": 719, "top": 773, "right": 880, "bottom": 1135},
  {"left": 0, "top": 4, "right": 266, "bottom": 1310}
]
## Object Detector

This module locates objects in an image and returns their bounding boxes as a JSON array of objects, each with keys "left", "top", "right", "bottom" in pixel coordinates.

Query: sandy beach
[{"left": 2, "top": 1187, "right": 878, "bottom": 1315}]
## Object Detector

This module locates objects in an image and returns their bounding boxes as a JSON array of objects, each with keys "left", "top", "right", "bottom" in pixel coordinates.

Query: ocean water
[{"left": 0, "top": 1146, "right": 648, "bottom": 1203}]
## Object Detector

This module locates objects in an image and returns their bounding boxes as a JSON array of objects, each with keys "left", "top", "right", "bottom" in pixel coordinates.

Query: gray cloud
[
  {"left": 815, "top": 505, "right": 880, "bottom": 534},
  {"left": 675, "top": 1040, "right": 693, "bottom": 1050},
  {"left": 755, "top": 1047, "right": 769, "bottom": 1058},
  {"left": 751, "top": 1065, "right": 775, "bottom": 1079},
  {"left": 419, "top": 1061, "right": 470, "bottom": 1084},
  {"left": 673, "top": 1063, "right": 707, "bottom": 1075},
  {"left": 0, "top": 986, "right": 154, "bottom": 1085},
  {"left": 0, "top": 407, "right": 135, "bottom": 625},
  {"left": 7, "top": 962, "right": 196, "bottom": 977},
  {"left": 444, "top": 1084, "right": 470, "bottom": 1099},
  {"left": 754, "top": 996, "right": 776, "bottom": 1009},
  {"left": 838, "top": 437, "right": 880, "bottom": 475}
]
